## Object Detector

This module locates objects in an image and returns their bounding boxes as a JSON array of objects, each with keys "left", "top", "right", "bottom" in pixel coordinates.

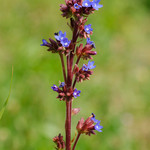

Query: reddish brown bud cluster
[
  {"left": 56, "top": 85, "right": 74, "bottom": 101},
  {"left": 76, "top": 43, "right": 97, "bottom": 60},
  {"left": 78, "top": 17, "right": 92, "bottom": 38},
  {"left": 76, "top": 116, "right": 96, "bottom": 136},
  {"left": 60, "top": 0, "right": 95, "bottom": 18},
  {"left": 53, "top": 134, "right": 65, "bottom": 150},
  {"left": 44, "top": 38, "right": 58, "bottom": 53},
  {"left": 45, "top": 37, "right": 73, "bottom": 55},
  {"left": 70, "top": 16, "right": 91, "bottom": 39},
  {"left": 73, "top": 65, "right": 93, "bottom": 82}
]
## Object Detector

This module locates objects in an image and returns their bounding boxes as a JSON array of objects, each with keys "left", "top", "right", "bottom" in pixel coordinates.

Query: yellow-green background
[{"left": 0, "top": 0, "right": 150, "bottom": 149}]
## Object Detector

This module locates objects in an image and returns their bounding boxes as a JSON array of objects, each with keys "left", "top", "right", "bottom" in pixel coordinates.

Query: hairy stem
[{"left": 72, "top": 133, "right": 81, "bottom": 150}]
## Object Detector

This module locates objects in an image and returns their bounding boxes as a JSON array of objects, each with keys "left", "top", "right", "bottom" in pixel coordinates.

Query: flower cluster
[
  {"left": 76, "top": 43, "right": 97, "bottom": 60},
  {"left": 60, "top": 0, "right": 103, "bottom": 18},
  {"left": 55, "top": 31, "right": 71, "bottom": 48},
  {"left": 51, "top": 82, "right": 81, "bottom": 101},
  {"left": 41, "top": 31, "right": 71, "bottom": 55},
  {"left": 73, "top": 61, "right": 96, "bottom": 82},
  {"left": 76, "top": 113, "right": 103, "bottom": 136},
  {"left": 82, "top": 0, "right": 103, "bottom": 10}
]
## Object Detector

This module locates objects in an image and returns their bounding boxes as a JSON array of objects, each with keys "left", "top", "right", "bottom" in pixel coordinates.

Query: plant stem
[
  {"left": 65, "top": 19, "right": 79, "bottom": 150},
  {"left": 72, "top": 133, "right": 81, "bottom": 150},
  {"left": 72, "top": 77, "right": 77, "bottom": 89},
  {"left": 72, "top": 55, "right": 81, "bottom": 88},
  {"left": 65, "top": 101, "right": 72, "bottom": 150},
  {"left": 59, "top": 53, "right": 67, "bottom": 83}
]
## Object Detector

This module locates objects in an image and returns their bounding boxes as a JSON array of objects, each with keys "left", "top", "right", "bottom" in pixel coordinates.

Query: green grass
[{"left": 0, "top": 0, "right": 150, "bottom": 150}]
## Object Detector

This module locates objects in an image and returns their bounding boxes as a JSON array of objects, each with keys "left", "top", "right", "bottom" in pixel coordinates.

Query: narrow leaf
[{"left": 0, "top": 66, "right": 13, "bottom": 120}]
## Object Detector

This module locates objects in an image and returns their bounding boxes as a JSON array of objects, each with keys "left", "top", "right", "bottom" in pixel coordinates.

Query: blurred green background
[{"left": 0, "top": 0, "right": 150, "bottom": 149}]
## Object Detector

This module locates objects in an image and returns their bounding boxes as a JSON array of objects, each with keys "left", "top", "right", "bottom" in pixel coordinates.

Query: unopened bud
[{"left": 72, "top": 108, "right": 80, "bottom": 116}]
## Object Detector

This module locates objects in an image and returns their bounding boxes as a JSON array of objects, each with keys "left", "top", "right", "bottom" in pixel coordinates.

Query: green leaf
[{"left": 0, "top": 66, "right": 13, "bottom": 120}]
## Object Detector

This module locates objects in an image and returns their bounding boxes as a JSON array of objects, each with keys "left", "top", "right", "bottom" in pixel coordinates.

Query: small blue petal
[
  {"left": 82, "top": 0, "right": 92, "bottom": 7},
  {"left": 59, "top": 82, "right": 65, "bottom": 88},
  {"left": 87, "top": 38, "right": 95, "bottom": 48},
  {"left": 74, "top": 3, "right": 82, "bottom": 9},
  {"left": 84, "top": 24, "right": 93, "bottom": 34},
  {"left": 82, "top": 64, "right": 89, "bottom": 71},
  {"left": 73, "top": 89, "right": 81, "bottom": 98},
  {"left": 61, "top": 38, "right": 71, "bottom": 47},
  {"left": 51, "top": 84, "right": 59, "bottom": 92},
  {"left": 91, "top": 113, "right": 103, "bottom": 132},
  {"left": 91, "top": 117, "right": 100, "bottom": 124},
  {"left": 41, "top": 39, "right": 48, "bottom": 46},
  {"left": 87, "top": 60, "right": 96, "bottom": 70},
  {"left": 94, "top": 123, "right": 103, "bottom": 132},
  {"left": 91, "top": 0, "right": 103, "bottom": 10},
  {"left": 55, "top": 31, "right": 66, "bottom": 41}
]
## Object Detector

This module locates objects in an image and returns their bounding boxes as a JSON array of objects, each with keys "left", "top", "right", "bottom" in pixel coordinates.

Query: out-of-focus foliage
[{"left": 0, "top": 0, "right": 150, "bottom": 150}]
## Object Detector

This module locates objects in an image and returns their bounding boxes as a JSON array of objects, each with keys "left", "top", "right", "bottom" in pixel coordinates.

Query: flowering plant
[{"left": 41, "top": 0, "right": 103, "bottom": 149}]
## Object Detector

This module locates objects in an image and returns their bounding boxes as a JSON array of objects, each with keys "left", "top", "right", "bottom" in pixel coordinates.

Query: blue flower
[
  {"left": 82, "top": 0, "right": 92, "bottom": 7},
  {"left": 61, "top": 38, "right": 71, "bottom": 48},
  {"left": 73, "top": 89, "right": 81, "bottom": 98},
  {"left": 94, "top": 123, "right": 103, "bottom": 132},
  {"left": 82, "top": 61, "right": 96, "bottom": 71},
  {"left": 59, "top": 82, "right": 65, "bottom": 88},
  {"left": 91, "top": 0, "right": 103, "bottom": 10},
  {"left": 91, "top": 113, "right": 103, "bottom": 132},
  {"left": 82, "top": 64, "right": 89, "bottom": 71},
  {"left": 84, "top": 24, "right": 93, "bottom": 34},
  {"left": 91, "top": 116, "right": 100, "bottom": 124},
  {"left": 51, "top": 84, "right": 59, "bottom": 92},
  {"left": 74, "top": 3, "right": 82, "bottom": 9},
  {"left": 55, "top": 31, "right": 66, "bottom": 41},
  {"left": 87, "top": 60, "right": 96, "bottom": 70},
  {"left": 87, "top": 38, "right": 95, "bottom": 48},
  {"left": 41, "top": 39, "right": 48, "bottom": 46}
]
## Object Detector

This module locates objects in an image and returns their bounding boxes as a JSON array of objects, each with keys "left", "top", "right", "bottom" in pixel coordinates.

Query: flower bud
[
  {"left": 53, "top": 134, "right": 65, "bottom": 150},
  {"left": 72, "top": 108, "right": 80, "bottom": 116},
  {"left": 73, "top": 64, "right": 79, "bottom": 74},
  {"left": 76, "top": 44, "right": 83, "bottom": 56}
]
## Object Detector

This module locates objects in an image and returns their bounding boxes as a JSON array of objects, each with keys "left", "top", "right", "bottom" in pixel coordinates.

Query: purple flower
[
  {"left": 51, "top": 84, "right": 59, "bottom": 92},
  {"left": 87, "top": 38, "right": 95, "bottom": 48},
  {"left": 91, "top": 0, "right": 103, "bottom": 10},
  {"left": 41, "top": 39, "right": 48, "bottom": 46},
  {"left": 55, "top": 31, "right": 66, "bottom": 41},
  {"left": 82, "top": 64, "right": 89, "bottom": 71},
  {"left": 91, "top": 113, "right": 103, "bottom": 132},
  {"left": 87, "top": 60, "right": 96, "bottom": 70},
  {"left": 74, "top": 3, "right": 82, "bottom": 9},
  {"left": 73, "top": 89, "right": 81, "bottom": 98},
  {"left": 82, "top": 0, "right": 92, "bottom": 7},
  {"left": 94, "top": 123, "right": 103, "bottom": 132},
  {"left": 59, "top": 82, "right": 65, "bottom": 88},
  {"left": 82, "top": 61, "right": 96, "bottom": 71},
  {"left": 84, "top": 24, "right": 93, "bottom": 34},
  {"left": 91, "top": 116, "right": 100, "bottom": 124},
  {"left": 61, "top": 38, "right": 71, "bottom": 48}
]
